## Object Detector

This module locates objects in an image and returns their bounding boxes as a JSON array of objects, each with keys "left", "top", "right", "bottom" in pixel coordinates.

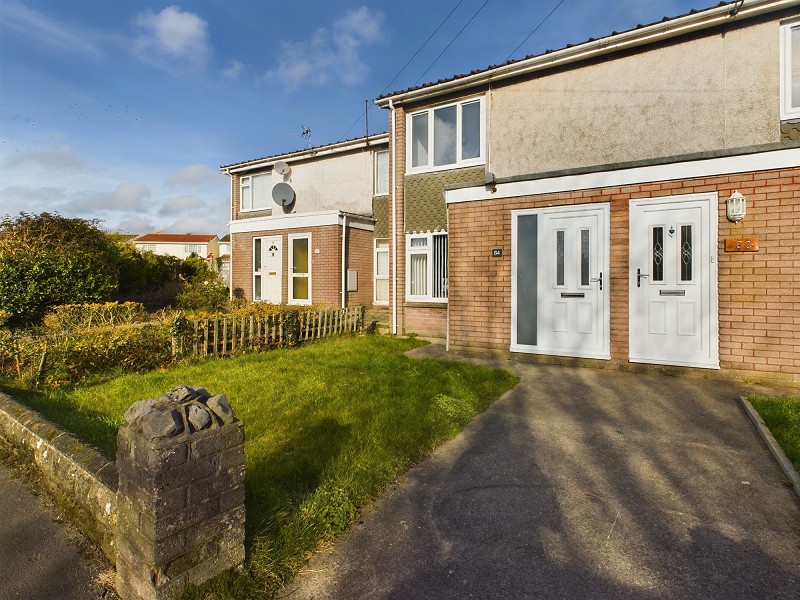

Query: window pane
[
  {"left": 410, "top": 237, "right": 428, "bottom": 247},
  {"left": 680, "top": 225, "right": 693, "bottom": 282},
  {"left": 241, "top": 178, "right": 251, "bottom": 210},
  {"left": 652, "top": 227, "right": 664, "bottom": 282},
  {"left": 580, "top": 229, "right": 590, "bottom": 286},
  {"left": 254, "top": 275, "right": 262, "bottom": 301},
  {"left": 432, "top": 234, "right": 448, "bottom": 298},
  {"left": 433, "top": 105, "right": 457, "bottom": 166},
  {"left": 254, "top": 239, "right": 262, "bottom": 271},
  {"left": 253, "top": 174, "right": 270, "bottom": 210},
  {"left": 292, "top": 277, "right": 309, "bottom": 300},
  {"left": 793, "top": 27, "right": 800, "bottom": 108},
  {"left": 375, "top": 151, "right": 389, "bottom": 195},
  {"left": 376, "top": 239, "right": 389, "bottom": 249},
  {"left": 461, "top": 101, "right": 481, "bottom": 160},
  {"left": 410, "top": 253, "right": 428, "bottom": 295},
  {"left": 376, "top": 249, "right": 389, "bottom": 277},
  {"left": 411, "top": 113, "right": 429, "bottom": 167},
  {"left": 292, "top": 237, "right": 309, "bottom": 274},
  {"left": 375, "top": 279, "right": 389, "bottom": 302},
  {"left": 556, "top": 230, "right": 565, "bottom": 286}
]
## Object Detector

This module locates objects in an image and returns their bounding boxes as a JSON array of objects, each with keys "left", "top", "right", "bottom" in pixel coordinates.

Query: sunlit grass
[
  {"left": 749, "top": 394, "right": 800, "bottom": 473},
  {"left": 3, "top": 335, "right": 518, "bottom": 598}
]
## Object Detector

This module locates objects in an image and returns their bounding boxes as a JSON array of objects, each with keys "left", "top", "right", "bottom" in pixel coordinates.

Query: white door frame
[
  {"left": 254, "top": 235, "right": 281, "bottom": 304},
  {"left": 288, "top": 232, "right": 312, "bottom": 305},
  {"left": 628, "top": 193, "right": 719, "bottom": 368},
  {"left": 511, "top": 203, "right": 610, "bottom": 359}
]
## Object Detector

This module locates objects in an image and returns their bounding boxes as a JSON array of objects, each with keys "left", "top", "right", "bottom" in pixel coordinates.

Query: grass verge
[
  {"left": 1, "top": 335, "right": 518, "bottom": 598},
  {"left": 748, "top": 394, "right": 800, "bottom": 473}
]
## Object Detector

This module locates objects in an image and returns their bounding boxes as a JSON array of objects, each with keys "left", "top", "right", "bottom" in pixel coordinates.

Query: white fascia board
[
  {"left": 445, "top": 147, "right": 800, "bottom": 204},
  {"left": 229, "top": 210, "right": 375, "bottom": 234},
  {"left": 377, "top": 0, "right": 800, "bottom": 108},
  {"left": 224, "top": 134, "right": 390, "bottom": 174}
]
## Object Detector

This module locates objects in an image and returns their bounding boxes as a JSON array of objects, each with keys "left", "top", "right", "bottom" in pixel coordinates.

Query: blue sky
[{"left": 0, "top": 0, "right": 709, "bottom": 235}]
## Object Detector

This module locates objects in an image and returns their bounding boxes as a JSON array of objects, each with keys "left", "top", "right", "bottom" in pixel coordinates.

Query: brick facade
[
  {"left": 231, "top": 223, "right": 373, "bottom": 307},
  {"left": 447, "top": 166, "right": 800, "bottom": 383}
]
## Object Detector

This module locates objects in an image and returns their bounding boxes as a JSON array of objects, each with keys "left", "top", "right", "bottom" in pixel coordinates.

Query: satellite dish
[
  {"left": 272, "top": 182, "right": 295, "bottom": 206},
  {"left": 274, "top": 161, "right": 290, "bottom": 176}
]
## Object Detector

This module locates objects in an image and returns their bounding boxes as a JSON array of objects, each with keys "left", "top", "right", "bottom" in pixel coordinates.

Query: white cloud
[
  {"left": 222, "top": 59, "right": 245, "bottom": 80},
  {"left": 165, "top": 164, "right": 221, "bottom": 187},
  {"left": 266, "top": 6, "right": 385, "bottom": 91},
  {"left": 6, "top": 145, "right": 84, "bottom": 171},
  {"left": 159, "top": 195, "right": 207, "bottom": 216},
  {"left": 134, "top": 6, "right": 211, "bottom": 72},
  {"left": 70, "top": 182, "right": 150, "bottom": 212},
  {"left": 0, "top": 1, "right": 102, "bottom": 60},
  {"left": 115, "top": 215, "right": 156, "bottom": 235},
  {"left": 0, "top": 184, "right": 66, "bottom": 204}
]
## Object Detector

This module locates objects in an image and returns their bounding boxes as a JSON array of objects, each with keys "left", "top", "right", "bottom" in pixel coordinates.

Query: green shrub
[
  {"left": 176, "top": 270, "right": 229, "bottom": 312},
  {"left": 43, "top": 302, "right": 149, "bottom": 332}
]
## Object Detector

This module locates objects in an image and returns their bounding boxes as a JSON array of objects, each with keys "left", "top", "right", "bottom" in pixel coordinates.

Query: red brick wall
[
  {"left": 345, "top": 226, "right": 374, "bottom": 307},
  {"left": 447, "top": 166, "right": 800, "bottom": 382},
  {"left": 404, "top": 305, "right": 447, "bottom": 338}
]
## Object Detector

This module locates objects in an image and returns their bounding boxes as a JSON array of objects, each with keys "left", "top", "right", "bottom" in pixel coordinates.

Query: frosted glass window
[
  {"left": 580, "top": 229, "right": 590, "bottom": 286},
  {"left": 254, "top": 239, "right": 262, "bottom": 271},
  {"left": 793, "top": 27, "right": 800, "bottom": 109},
  {"left": 652, "top": 227, "right": 664, "bottom": 282},
  {"left": 375, "top": 279, "right": 389, "bottom": 302},
  {"left": 376, "top": 248, "right": 389, "bottom": 277},
  {"left": 411, "top": 112, "right": 429, "bottom": 168},
  {"left": 556, "top": 230, "right": 565, "bottom": 286},
  {"left": 680, "top": 225, "right": 693, "bottom": 282},
  {"left": 252, "top": 174, "right": 270, "bottom": 210},
  {"left": 374, "top": 151, "right": 389, "bottom": 195},
  {"left": 461, "top": 101, "right": 481, "bottom": 160}
]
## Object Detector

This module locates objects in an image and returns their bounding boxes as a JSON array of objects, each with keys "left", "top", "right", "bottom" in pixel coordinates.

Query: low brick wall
[{"left": 0, "top": 391, "right": 118, "bottom": 560}]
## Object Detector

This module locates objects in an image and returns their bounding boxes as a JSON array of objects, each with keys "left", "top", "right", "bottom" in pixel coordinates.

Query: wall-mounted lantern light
[{"left": 726, "top": 190, "right": 746, "bottom": 223}]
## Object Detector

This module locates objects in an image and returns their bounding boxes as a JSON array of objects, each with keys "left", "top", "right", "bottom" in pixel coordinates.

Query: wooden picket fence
[{"left": 176, "top": 305, "right": 365, "bottom": 359}]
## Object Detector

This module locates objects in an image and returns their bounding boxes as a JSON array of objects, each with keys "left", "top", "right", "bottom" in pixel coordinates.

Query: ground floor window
[
  {"left": 406, "top": 232, "right": 447, "bottom": 302},
  {"left": 374, "top": 239, "right": 389, "bottom": 304}
]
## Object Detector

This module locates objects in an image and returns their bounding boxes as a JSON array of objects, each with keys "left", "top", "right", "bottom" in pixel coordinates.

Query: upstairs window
[
  {"left": 374, "top": 150, "right": 389, "bottom": 195},
  {"left": 185, "top": 244, "right": 201, "bottom": 255},
  {"left": 408, "top": 97, "right": 484, "bottom": 173},
  {"left": 137, "top": 243, "right": 156, "bottom": 252},
  {"left": 781, "top": 22, "right": 800, "bottom": 120},
  {"left": 239, "top": 173, "right": 271, "bottom": 212}
]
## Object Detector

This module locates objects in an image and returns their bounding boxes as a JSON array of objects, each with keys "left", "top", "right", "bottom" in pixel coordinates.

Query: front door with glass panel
[
  {"left": 289, "top": 234, "right": 311, "bottom": 305},
  {"left": 254, "top": 236, "right": 281, "bottom": 303},
  {"left": 512, "top": 204, "right": 610, "bottom": 359},
  {"left": 629, "top": 194, "right": 718, "bottom": 368}
]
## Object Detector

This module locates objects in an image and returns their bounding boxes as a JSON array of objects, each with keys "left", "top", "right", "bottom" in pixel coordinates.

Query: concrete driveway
[{"left": 282, "top": 348, "right": 800, "bottom": 599}]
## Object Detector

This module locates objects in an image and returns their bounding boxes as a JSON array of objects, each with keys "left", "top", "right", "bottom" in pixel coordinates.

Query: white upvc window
[
  {"left": 185, "top": 244, "right": 201, "bottom": 255},
  {"left": 137, "top": 243, "right": 156, "bottom": 252},
  {"left": 407, "top": 97, "right": 484, "bottom": 174},
  {"left": 406, "top": 232, "right": 448, "bottom": 302},
  {"left": 374, "top": 150, "right": 389, "bottom": 196},
  {"left": 374, "top": 239, "right": 389, "bottom": 305},
  {"left": 781, "top": 22, "right": 800, "bottom": 120},
  {"left": 288, "top": 233, "right": 312, "bottom": 305},
  {"left": 239, "top": 173, "right": 272, "bottom": 212}
]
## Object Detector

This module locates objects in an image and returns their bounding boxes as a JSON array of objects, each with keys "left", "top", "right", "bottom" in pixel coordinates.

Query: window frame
[
  {"left": 405, "top": 96, "right": 485, "bottom": 175},
  {"left": 288, "top": 232, "right": 312, "bottom": 306},
  {"left": 405, "top": 232, "right": 448, "bottom": 303},
  {"left": 781, "top": 21, "right": 800, "bottom": 120},
  {"left": 239, "top": 173, "right": 272, "bottom": 213},
  {"left": 184, "top": 244, "right": 202, "bottom": 255},
  {"left": 374, "top": 150, "right": 389, "bottom": 196},
  {"left": 374, "top": 238, "right": 389, "bottom": 305}
]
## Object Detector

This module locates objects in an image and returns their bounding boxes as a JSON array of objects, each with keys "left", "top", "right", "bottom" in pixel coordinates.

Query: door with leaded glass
[{"left": 629, "top": 194, "right": 718, "bottom": 368}]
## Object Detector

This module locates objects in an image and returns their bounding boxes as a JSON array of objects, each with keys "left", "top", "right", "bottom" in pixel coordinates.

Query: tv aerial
[{"left": 291, "top": 125, "right": 312, "bottom": 148}]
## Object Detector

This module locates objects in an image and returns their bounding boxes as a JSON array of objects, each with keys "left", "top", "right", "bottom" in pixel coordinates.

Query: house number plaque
[
  {"left": 492, "top": 248, "right": 502, "bottom": 257},
  {"left": 725, "top": 238, "right": 759, "bottom": 252}
]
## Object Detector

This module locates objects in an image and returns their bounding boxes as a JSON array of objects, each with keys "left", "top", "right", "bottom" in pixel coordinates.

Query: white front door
[
  {"left": 254, "top": 236, "right": 281, "bottom": 303},
  {"left": 512, "top": 204, "right": 610, "bottom": 359},
  {"left": 629, "top": 194, "right": 718, "bottom": 368}
]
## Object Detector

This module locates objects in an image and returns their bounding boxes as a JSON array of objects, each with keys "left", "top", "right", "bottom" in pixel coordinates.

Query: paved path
[
  {"left": 0, "top": 453, "right": 114, "bottom": 600},
  {"left": 283, "top": 350, "right": 800, "bottom": 599}
]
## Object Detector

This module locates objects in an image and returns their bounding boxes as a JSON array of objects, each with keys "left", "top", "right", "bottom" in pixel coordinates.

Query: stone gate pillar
[{"left": 115, "top": 385, "right": 245, "bottom": 600}]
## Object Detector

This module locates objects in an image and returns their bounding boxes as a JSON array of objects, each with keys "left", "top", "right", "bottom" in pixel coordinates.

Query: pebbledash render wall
[
  {"left": 446, "top": 161, "right": 800, "bottom": 382},
  {"left": 231, "top": 224, "right": 373, "bottom": 307}
]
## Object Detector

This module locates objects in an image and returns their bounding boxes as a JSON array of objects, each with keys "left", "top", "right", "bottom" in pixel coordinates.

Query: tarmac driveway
[{"left": 282, "top": 349, "right": 800, "bottom": 600}]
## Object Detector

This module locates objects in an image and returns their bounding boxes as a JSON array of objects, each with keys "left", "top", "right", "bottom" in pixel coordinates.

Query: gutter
[
  {"left": 375, "top": 0, "right": 798, "bottom": 108},
  {"left": 341, "top": 213, "right": 347, "bottom": 309}
]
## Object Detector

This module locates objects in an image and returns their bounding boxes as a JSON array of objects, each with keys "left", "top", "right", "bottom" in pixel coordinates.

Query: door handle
[
  {"left": 637, "top": 268, "right": 649, "bottom": 288},
  {"left": 590, "top": 272, "right": 603, "bottom": 291}
]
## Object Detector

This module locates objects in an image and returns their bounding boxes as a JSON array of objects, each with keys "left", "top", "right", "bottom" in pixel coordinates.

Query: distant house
[
  {"left": 133, "top": 233, "right": 220, "bottom": 263},
  {"left": 373, "top": 0, "right": 800, "bottom": 382},
  {"left": 218, "top": 234, "right": 231, "bottom": 286},
  {"left": 222, "top": 134, "right": 389, "bottom": 307}
]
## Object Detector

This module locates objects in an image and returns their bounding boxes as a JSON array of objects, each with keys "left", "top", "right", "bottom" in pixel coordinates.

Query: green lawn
[
  {"left": 749, "top": 394, "right": 800, "bottom": 473},
  {"left": 2, "top": 335, "right": 518, "bottom": 598}
]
